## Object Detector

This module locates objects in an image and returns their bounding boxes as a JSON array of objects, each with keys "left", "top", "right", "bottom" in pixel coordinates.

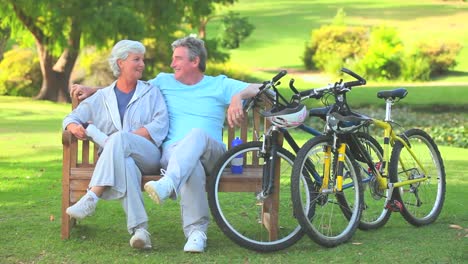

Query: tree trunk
[
  {"left": 33, "top": 19, "right": 80, "bottom": 103},
  {"left": 34, "top": 41, "right": 72, "bottom": 103},
  {"left": 0, "top": 25, "right": 10, "bottom": 61},
  {"left": 198, "top": 17, "right": 211, "bottom": 39}
]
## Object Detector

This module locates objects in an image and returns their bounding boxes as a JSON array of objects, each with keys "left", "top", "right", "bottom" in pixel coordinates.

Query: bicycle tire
[
  {"left": 345, "top": 132, "right": 392, "bottom": 230},
  {"left": 291, "top": 134, "right": 363, "bottom": 247},
  {"left": 389, "top": 128, "right": 446, "bottom": 226},
  {"left": 207, "top": 141, "right": 304, "bottom": 252}
]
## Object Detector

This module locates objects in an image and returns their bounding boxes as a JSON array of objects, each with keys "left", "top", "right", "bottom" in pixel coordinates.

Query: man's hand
[
  {"left": 227, "top": 83, "right": 262, "bottom": 128},
  {"left": 227, "top": 94, "right": 244, "bottom": 128},
  {"left": 70, "top": 84, "right": 95, "bottom": 101}
]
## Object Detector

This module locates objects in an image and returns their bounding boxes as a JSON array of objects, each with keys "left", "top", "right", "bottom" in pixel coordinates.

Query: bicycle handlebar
[
  {"left": 294, "top": 68, "right": 367, "bottom": 101},
  {"left": 272, "top": 70, "right": 287, "bottom": 83},
  {"left": 244, "top": 67, "right": 367, "bottom": 111},
  {"left": 341, "top": 67, "right": 366, "bottom": 86}
]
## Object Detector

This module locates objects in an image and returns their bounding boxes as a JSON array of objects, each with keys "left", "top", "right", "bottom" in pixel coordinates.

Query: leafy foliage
[
  {"left": 356, "top": 26, "right": 404, "bottom": 80},
  {"left": 218, "top": 11, "right": 255, "bottom": 49},
  {"left": 303, "top": 25, "right": 368, "bottom": 73},
  {"left": 417, "top": 41, "right": 462, "bottom": 77},
  {"left": 303, "top": 9, "right": 462, "bottom": 81},
  {"left": 0, "top": 0, "right": 241, "bottom": 102},
  {"left": 431, "top": 126, "right": 468, "bottom": 149},
  {"left": 0, "top": 47, "right": 41, "bottom": 96},
  {"left": 401, "top": 52, "right": 432, "bottom": 81}
]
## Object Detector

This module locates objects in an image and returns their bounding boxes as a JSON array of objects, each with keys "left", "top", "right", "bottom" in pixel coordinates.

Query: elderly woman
[{"left": 63, "top": 40, "right": 168, "bottom": 249}]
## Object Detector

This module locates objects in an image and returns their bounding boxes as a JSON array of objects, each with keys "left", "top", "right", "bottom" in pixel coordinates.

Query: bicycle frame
[
  {"left": 256, "top": 123, "right": 322, "bottom": 199},
  {"left": 370, "top": 118, "right": 429, "bottom": 191}
]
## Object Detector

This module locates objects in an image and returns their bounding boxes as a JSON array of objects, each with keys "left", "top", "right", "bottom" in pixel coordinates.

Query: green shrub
[
  {"left": 75, "top": 47, "right": 114, "bottom": 86},
  {"left": 401, "top": 51, "right": 431, "bottom": 81},
  {"left": 303, "top": 25, "right": 368, "bottom": 73},
  {"left": 0, "top": 47, "right": 41, "bottom": 96},
  {"left": 218, "top": 11, "right": 255, "bottom": 49},
  {"left": 430, "top": 126, "right": 468, "bottom": 149},
  {"left": 356, "top": 26, "right": 403, "bottom": 80},
  {"left": 417, "top": 41, "right": 462, "bottom": 76}
]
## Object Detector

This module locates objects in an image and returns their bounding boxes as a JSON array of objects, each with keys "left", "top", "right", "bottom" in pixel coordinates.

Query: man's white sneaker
[
  {"left": 130, "top": 228, "right": 152, "bottom": 249},
  {"left": 183, "top": 230, "right": 207, "bottom": 253},
  {"left": 66, "top": 192, "right": 97, "bottom": 220},
  {"left": 144, "top": 176, "right": 175, "bottom": 204}
]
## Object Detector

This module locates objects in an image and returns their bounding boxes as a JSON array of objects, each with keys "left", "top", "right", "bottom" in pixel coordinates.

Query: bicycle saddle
[{"left": 377, "top": 88, "right": 408, "bottom": 100}]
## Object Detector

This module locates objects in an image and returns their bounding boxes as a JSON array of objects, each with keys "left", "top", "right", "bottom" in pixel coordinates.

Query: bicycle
[
  {"left": 290, "top": 68, "right": 446, "bottom": 247},
  {"left": 207, "top": 70, "right": 370, "bottom": 251}
]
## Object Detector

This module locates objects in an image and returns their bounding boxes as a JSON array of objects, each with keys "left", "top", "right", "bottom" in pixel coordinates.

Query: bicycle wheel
[
  {"left": 389, "top": 128, "right": 446, "bottom": 226},
  {"left": 207, "top": 141, "right": 304, "bottom": 252},
  {"left": 291, "top": 135, "right": 363, "bottom": 247},
  {"left": 347, "top": 132, "right": 392, "bottom": 230}
]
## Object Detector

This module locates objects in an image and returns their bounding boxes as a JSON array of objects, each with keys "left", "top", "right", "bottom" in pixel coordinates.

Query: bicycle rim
[
  {"left": 351, "top": 132, "right": 392, "bottom": 230},
  {"left": 389, "top": 129, "right": 446, "bottom": 226},
  {"left": 207, "top": 141, "right": 304, "bottom": 252},
  {"left": 291, "top": 135, "right": 363, "bottom": 247}
]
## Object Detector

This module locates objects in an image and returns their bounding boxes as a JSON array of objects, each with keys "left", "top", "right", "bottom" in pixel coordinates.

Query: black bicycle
[{"left": 207, "top": 69, "right": 377, "bottom": 251}]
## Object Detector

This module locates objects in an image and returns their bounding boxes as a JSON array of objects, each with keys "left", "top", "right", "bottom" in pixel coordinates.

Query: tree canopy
[{"left": 0, "top": 0, "right": 248, "bottom": 102}]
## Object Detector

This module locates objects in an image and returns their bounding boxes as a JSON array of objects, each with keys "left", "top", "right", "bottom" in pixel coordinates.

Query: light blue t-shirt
[{"left": 149, "top": 73, "right": 248, "bottom": 147}]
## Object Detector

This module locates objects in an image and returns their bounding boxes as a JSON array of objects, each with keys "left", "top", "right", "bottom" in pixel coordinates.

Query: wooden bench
[{"left": 61, "top": 95, "right": 281, "bottom": 240}]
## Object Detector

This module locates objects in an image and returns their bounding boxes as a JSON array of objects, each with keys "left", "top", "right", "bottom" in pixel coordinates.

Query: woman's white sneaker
[{"left": 66, "top": 192, "right": 97, "bottom": 219}]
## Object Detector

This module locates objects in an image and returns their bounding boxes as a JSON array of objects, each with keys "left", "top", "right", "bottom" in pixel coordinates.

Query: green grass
[
  {"left": 1, "top": 96, "right": 467, "bottom": 263},
  {"left": 209, "top": 0, "right": 468, "bottom": 83},
  {"left": 2, "top": 1, "right": 468, "bottom": 262}
]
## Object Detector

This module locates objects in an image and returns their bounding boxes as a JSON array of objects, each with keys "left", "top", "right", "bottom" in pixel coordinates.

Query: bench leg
[
  {"left": 61, "top": 183, "right": 73, "bottom": 239},
  {"left": 262, "top": 193, "right": 279, "bottom": 240},
  {"left": 261, "top": 154, "right": 281, "bottom": 240}
]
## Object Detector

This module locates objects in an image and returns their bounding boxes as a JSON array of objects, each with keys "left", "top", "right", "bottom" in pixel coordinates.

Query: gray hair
[
  {"left": 108, "top": 40, "right": 145, "bottom": 77},
  {"left": 171, "top": 36, "right": 207, "bottom": 72}
]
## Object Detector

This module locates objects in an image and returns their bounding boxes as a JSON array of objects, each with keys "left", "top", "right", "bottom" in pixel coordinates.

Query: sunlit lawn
[
  {"left": 209, "top": 0, "right": 468, "bottom": 84},
  {"left": 1, "top": 96, "right": 467, "bottom": 263}
]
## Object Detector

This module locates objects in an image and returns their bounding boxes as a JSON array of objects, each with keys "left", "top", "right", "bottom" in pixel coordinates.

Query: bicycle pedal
[{"left": 385, "top": 200, "right": 403, "bottom": 212}]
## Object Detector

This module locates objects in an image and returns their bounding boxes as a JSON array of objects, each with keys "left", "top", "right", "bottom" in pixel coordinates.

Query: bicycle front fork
[
  {"left": 258, "top": 129, "right": 281, "bottom": 200},
  {"left": 320, "top": 143, "right": 346, "bottom": 193}
]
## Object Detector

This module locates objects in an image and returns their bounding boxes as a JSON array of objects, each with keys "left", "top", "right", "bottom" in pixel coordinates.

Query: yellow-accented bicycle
[{"left": 290, "top": 68, "right": 446, "bottom": 247}]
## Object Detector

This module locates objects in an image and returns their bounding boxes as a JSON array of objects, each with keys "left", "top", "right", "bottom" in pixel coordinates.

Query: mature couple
[{"left": 63, "top": 36, "right": 261, "bottom": 252}]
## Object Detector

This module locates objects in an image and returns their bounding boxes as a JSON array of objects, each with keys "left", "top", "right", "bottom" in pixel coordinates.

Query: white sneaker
[
  {"left": 130, "top": 228, "right": 152, "bottom": 249},
  {"left": 144, "top": 176, "right": 175, "bottom": 204},
  {"left": 66, "top": 192, "right": 97, "bottom": 220},
  {"left": 183, "top": 230, "right": 207, "bottom": 253}
]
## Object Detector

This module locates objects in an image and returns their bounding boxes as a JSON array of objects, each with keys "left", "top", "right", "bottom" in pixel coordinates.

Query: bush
[
  {"left": 356, "top": 26, "right": 403, "bottom": 80},
  {"left": 74, "top": 47, "right": 114, "bottom": 87},
  {"left": 417, "top": 41, "right": 462, "bottom": 76},
  {"left": 430, "top": 126, "right": 468, "bottom": 149},
  {"left": 218, "top": 11, "right": 255, "bottom": 49},
  {"left": 303, "top": 25, "right": 369, "bottom": 74},
  {"left": 401, "top": 51, "right": 431, "bottom": 81},
  {"left": 0, "top": 47, "right": 41, "bottom": 96}
]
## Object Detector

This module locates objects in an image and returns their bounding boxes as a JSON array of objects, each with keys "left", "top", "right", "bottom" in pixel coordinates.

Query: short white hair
[{"left": 108, "top": 40, "right": 145, "bottom": 77}]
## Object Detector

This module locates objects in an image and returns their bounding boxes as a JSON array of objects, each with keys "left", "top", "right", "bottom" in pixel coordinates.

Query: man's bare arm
[{"left": 227, "top": 83, "right": 262, "bottom": 128}]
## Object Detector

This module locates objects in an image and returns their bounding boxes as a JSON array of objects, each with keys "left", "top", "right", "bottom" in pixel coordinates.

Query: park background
[{"left": 0, "top": 0, "right": 467, "bottom": 263}]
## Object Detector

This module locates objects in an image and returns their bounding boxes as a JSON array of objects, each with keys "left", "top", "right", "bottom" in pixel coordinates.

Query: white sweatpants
[
  {"left": 89, "top": 131, "right": 161, "bottom": 234},
  {"left": 161, "top": 128, "right": 226, "bottom": 237}
]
